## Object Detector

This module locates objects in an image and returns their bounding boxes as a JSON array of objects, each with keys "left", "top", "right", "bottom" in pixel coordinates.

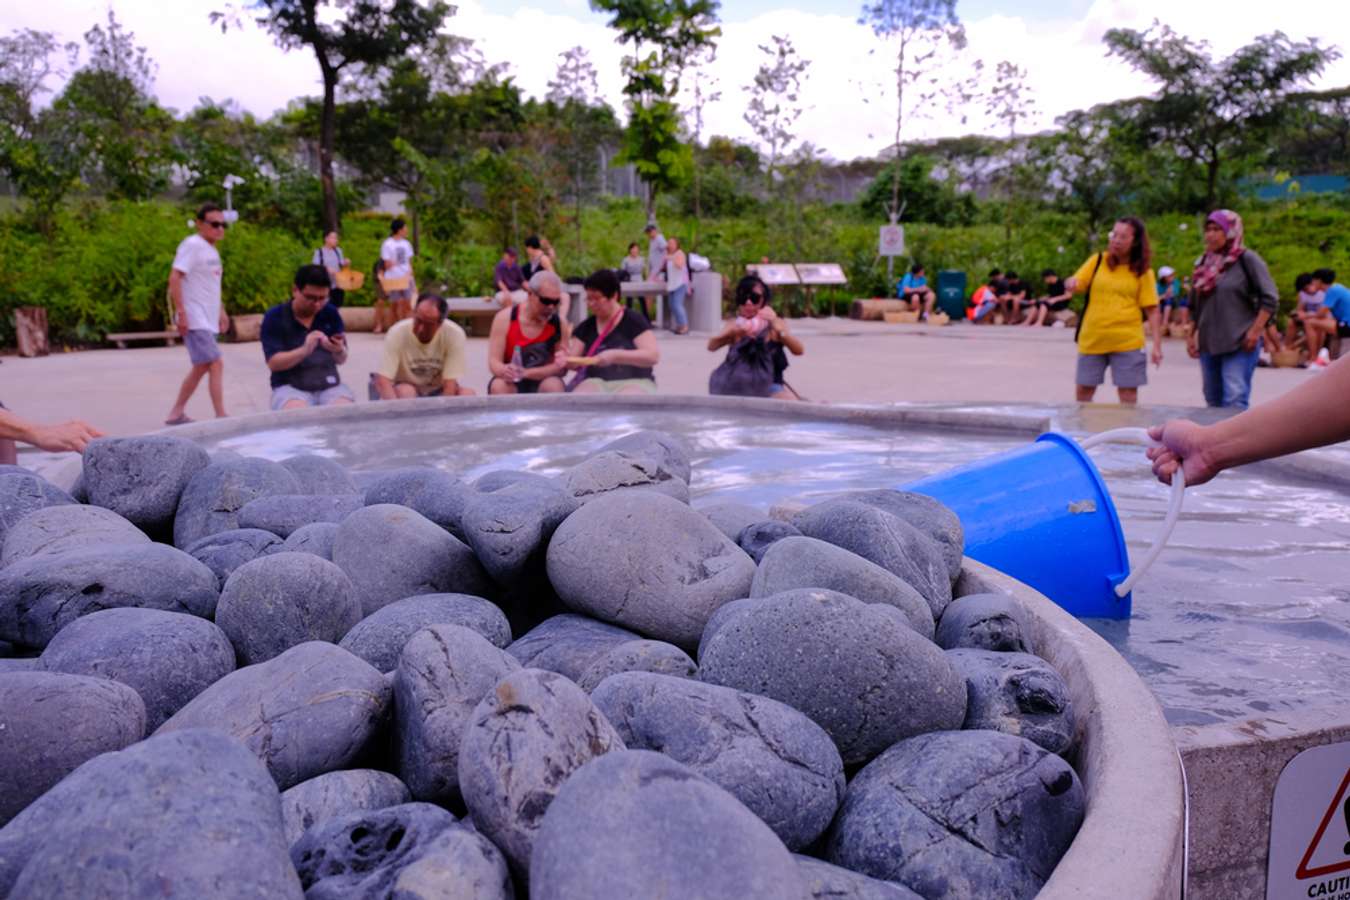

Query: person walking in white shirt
[
  {"left": 380, "top": 218, "right": 416, "bottom": 324},
  {"left": 164, "top": 203, "right": 230, "bottom": 425}
]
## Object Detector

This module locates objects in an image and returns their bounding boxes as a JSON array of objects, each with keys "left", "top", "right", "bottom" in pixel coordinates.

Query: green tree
[
  {"left": 212, "top": 0, "right": 451, "bottom": 232},
  {"left": 547, "top": 46, "right": 618, "bottom": 258},
  {"left": 743, "top": 35, "right": 810, "bottom": 193},
  {"left": 857, "top": 153, "right": 975, "bottom": 226},
  {"left": 982, "top": 60, "right": 1035, "bottom": 254},
  {"left": 1104, "top": 23, "right": 1339, "bottom": 210}
]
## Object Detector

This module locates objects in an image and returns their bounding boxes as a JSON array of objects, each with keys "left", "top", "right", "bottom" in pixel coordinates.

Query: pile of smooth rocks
[{"left": 0, "top": 431, "right": 1085, "bottom": 899}]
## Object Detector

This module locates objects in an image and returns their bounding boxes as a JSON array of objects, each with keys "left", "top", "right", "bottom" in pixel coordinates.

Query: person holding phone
[{"left": 260, "top": 265, "right": 353, "bottom": 410}]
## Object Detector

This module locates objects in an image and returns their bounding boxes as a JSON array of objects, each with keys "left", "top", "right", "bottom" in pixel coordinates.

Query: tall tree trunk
[
  {"left": 318, "top": 62, "right": 339, "bottom": 234},
  {"left": 1205, "top": 154, "right": 1220, "bottom": 211}
]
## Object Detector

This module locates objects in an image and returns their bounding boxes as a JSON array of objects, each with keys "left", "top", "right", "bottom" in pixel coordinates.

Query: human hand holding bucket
[{"left": 901, "top": 427, "right": 1185, "bottom": 619}]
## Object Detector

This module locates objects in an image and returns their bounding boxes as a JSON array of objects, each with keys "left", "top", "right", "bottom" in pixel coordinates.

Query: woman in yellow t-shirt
[{"left": 1065, "top": 216, "right": 1164, "bottom": 405}]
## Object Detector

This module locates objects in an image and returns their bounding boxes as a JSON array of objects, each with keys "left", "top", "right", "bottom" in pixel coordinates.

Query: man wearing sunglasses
[
  {"left": 164, "top": 203, "right": 231, "bottom": 426},
  {"left": 487, "top": 270, "right": 568, "bottom": 394}
]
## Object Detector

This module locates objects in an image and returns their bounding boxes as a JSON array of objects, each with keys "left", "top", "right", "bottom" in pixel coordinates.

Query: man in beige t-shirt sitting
[{"left": 369, "top": 293, "right": 476, "bottom": 399}]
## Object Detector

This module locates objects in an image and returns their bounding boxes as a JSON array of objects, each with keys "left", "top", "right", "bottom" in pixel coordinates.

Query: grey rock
[
  {"left": 0, "top": 473, "right": 74, "bottom": 547},
  {"left": 844, "top": 490, "right": 965, "bottom": 581},
  {"left": 592, "top": 672, "right": 844, "bottom": 850},
  {"left": 737, "top": 519, "right": 803, "bottom": 563},
  {"left": 576, "top": 639, "right": 697, "bottom": 692},
  {"left": 82, "top": 435, "right": 210, "bottom": 529},
  {"left": 342, "top": 593, "right": 512, "bottom": 673},
  {"left": 697, "top": 597, "right": 763, "bottom": 660},
  {"left": 0, "top": 729, "right": 302, "bottom": 898},
  {"left": 946, "top": 649, "right": 1076, "bottom": 755},
  {"left": 237, "top": 493, "right": 363, "bottom": 538},
  {"left": 333, "top": 504, "right": 490, "bottom": 617},
  {"left": 364, "top": 467, "right": 451, "bottom": 505},
  {"left": 156, "top": 641, "right": 391, "bottom": 790},
  {"left": 216, "top": 552, "right": 362, "bottom": 665},
  {"left": 0, "top": 658, "right": 38, "bottom": 672},
  {"left": 281, "top": 521, "right": 339, "bottom": 559},
  {"left": 395, "top": 624, "right": 522, "bottom": 805},
  {"left": 699, "top": 589, "right": 966, "bottom": 766},
  {"left": 39, "top": 607, "right": 236, "bottom": 730},
  {"left": 699, "top": 501, "right": 768, "bottom": 542},
  {"left": 292, "top": 803, "right": 511, "bottom": 900},
  {"left": 506, "top": 613, "right": 643, "bottom": 681},
  {"left": 458, "top": 667, "right": 625, "bottom": 873},
  {"left": 279, "top": 453, "right": 358, "bottom": 496},
  {"left": 0, "top": 543, "right": 219, "bottom": 647},
  {"left": 1, "top": 503, "right": 148, "bottom": 567},
  {"left": 460, "top": 480, "right": 578, "bottom": 586},
  {"left": 599, "top": 429, "right": 693, "bottom": 484},
  {"left": 752, "top": 536, "right": 935, "bottom": 639},
  {"left": 794, "top": 855, "right": 923, "bottom": 899},
  {"left": 826, "top": 730, "right": 1085, "bottom": 900},
  {"left": 0, "top": 464, "right": 33, "bottom": 476},
  {"left": 280, "top": 769, "right": 411, "bottom": 846},
  {"left": 547, "top": 492, "right": 756, "bottom": 647},
  {"left": 560, "top": 450, "right": 690, "bottom": 504},
  {"left": 0, "top": 671, "right": 146, "bottom": 825},
  {"left": 530, "top": 750, "right": 805, "bottom": 899},
  {"left": 936, "top": 592, "right": 1034, "bottom": 653},
  {"left": 407, "top": 476, "right": 475, "bottom": 541},
  {"left": 475, "top": 469, "right": 560, "bottom": 494},
  {"left": 68, "top": 470, "right": 88, "bottom": 503},
  {"left": 173, "top": 457, "right": 302, "bottom": 549},
  {"left": 794, "top": 499, "right": 952, "bottom": 619},
  {"left": 187, "top": 527, "right": 285, "bottom": 589}
]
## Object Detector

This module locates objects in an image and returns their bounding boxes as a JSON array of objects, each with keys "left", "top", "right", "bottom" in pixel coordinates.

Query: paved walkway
[{"left": 2, "top": 317, "right": 1312, "bottom": 448}]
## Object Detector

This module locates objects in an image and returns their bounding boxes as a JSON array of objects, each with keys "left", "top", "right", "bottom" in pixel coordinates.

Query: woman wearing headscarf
[{"left": 1188, "top": 210, "right": 1278, "bottom": 409}]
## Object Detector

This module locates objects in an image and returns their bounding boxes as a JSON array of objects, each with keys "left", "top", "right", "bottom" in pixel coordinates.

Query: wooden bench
[{"left": 107, "top": 330, "right": 178, "bottom": 349}]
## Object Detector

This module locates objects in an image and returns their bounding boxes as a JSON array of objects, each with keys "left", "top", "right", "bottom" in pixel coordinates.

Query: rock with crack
[
  {"left": 362, "top": 468, "right": 472, "bottom": 540},
  {"left": 751, "top": 536, "right": 935, "bottom": 640},
  {"left": 559, "top": 450, "right": 690, "bottom": 505},
  {"left": 505, "top": 613, "right": 644, "bottom": 681},
  {"left": 945, "top": 649, "right": 1076, "bottom": 755},
  {"left": 156, "top": 641, "right": 391, "bottom": 790},
  {"left": 793, "top": 855, "right": 923, "bottom": 899},
  {"left": 0, "top": 671, "right": 146, "bottom": 825},
  {"left": 698, "top": 501, "right": 767, "bottom": 542},
  {"left": 474, "top": 470, "right": 556, "bottom": 494},
  {"left": 0, "top": 473, "right": 74, "bottom": 548},
  {"left": 793, "top": 499, "right": 952, "bottom": 619},
  {"left": 598, "top": 430, "right": 693, "bottom": 484},
  {"left": 546, "top": 492, "right": 756, "bottom": 648},
  {"left": 737, "top": 519, "right": 802, "bottom": 564},
  {"left": 39, "top": 607, "right": 235, "bottom": 730},
  {"left": 216, "top": 552, "right": 363, "bottom": 665},
  {"left": 575, "top": 639, "right": 697, "bottom": 692},
  {"left": 530, "top": 749, "right": 806, "bottom": 899},
  {"left": 341, "top": 592, "right": 511, "bottom": 673},
  {"left": 0, "top": 729, "right": 302, "bottom": 898},
  {"left": 840, "top": 490, "right": 965, "bottom": 582},
  {"left": 279, "top": 769, "right": 411, "bottom": 846},
  {"left": 394, "top": 624, "right": 522, "bottom": 805},
  {"left": 457, "top": 668, "right": 625, "bottom": 875},
  {"left": 935, "top": 592, "right": 1034, "bottom": 654},
  {"left": 2, "top": 504, "right": 148, "bottom": 569},
  {"left": 0, "top": 542, "right": 219, "bottom": 648},
  {"left": 237, "top": 494, "right": 364, "bottom": 538},
  {"left": 281, "top": 521, "right": 339, "bottom": 560},
  {"left": 279, "top": 453, "right": 358, "bottom": 496},
  {"left": 591, "top": 671, "right": 844, "bottom": 850},
  {"left": 826, "top": 730, "right": 1085, "bottom": 900},
  {"left": 81, "top": 435, "right": 210, "bottom": 531},
  {"left": 459, "top": 480, "right": 578, "bottom": 587},
  {"left": 291, "top": 803, "right": 512, "bottom": 900},
  {"left": 187, "top": 528, "right": 285, "bottom": 590},
  {"left": 173, "top": 457, "right": 301, "bottom": 549},
  {"left": 332, "top": 504, "right": 490, "bottom": 617},
  {"left": 698, "top": 588, "right": 965, "bottom": 767}
]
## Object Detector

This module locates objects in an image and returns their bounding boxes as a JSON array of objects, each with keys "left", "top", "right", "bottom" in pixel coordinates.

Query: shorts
[
  {"left": 271, "top": 383, "right": 354, "bottom": 410},
  {"left": 1038, "top": 299, "right": 1071, "bottom": 312},
  {"left": 579, "top": 378, "right": 657, "bottom": 395},
  {"left": 185, "top": 329, "right": 221, "bottom": 365},
  {"left": 972, "top": 300, "right": 997, "bottom": 321},
  {"left": 487, "top": 376, "right": 548, "bottom": 394},
  {"left": 1163, "top": 298, "right": 1189, "bottom": 309},
  {"left": 1339, "top": 323, "right": 1350, "bottom": 339},
  {"left": 367, "top": 374, "right": 442, "bottom": 401},
  {"left": 1076, "top": 350, "right": 1147, "bottom": 388},
  {"left": 386, "top": 289, "right": 413, "bottom": 303}
]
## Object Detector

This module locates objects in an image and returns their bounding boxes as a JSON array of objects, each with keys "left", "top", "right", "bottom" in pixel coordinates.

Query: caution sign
[
  {"left": 879, "top": 224, "right": 905, "bottom": 257},
  {"left": 1268, "top": 741, "right": 1350, "bottom": 899}
]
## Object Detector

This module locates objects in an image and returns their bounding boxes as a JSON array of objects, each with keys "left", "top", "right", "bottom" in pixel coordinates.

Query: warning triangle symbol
[{"left": 1296, "top": 768, "right": 1350, "bottom": 880}]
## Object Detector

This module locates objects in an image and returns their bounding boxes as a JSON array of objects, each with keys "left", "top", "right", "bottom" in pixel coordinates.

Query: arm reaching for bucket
[{"left": 1148, "top": 354, "right": 1350, "bottom": 486}]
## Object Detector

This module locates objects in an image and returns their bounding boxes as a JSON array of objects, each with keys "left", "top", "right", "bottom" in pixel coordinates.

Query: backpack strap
[
  {"left": 1235, "top": 250, "right": 1259, "bottom": 312},
  {"left": 1074, "top": 253, "right": 1104, "bottom": 344}
]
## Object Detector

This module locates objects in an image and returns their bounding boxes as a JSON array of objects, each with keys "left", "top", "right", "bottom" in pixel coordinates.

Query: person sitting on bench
[
  {"left": 898, "top": 264, "right": 937, "bottom": 319},
  {"left": 487, "top": 271, "right": 568, "bottom": 394},
  {"left": 370, "top": 293, "right": 476, "bottom": 399}
]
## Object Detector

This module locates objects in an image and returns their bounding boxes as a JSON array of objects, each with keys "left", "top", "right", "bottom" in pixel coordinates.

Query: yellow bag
[{"left": 335, "top": 269, "right": 365, "bottom": 290}]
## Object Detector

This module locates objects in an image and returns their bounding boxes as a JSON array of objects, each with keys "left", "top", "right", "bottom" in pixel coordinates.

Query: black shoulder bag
[{"left": 1074, "top": 253, "right": 1104, "bottom": 344}]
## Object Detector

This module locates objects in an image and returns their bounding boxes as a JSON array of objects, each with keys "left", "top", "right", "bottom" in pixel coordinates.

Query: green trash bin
[{"left": 937, "top": 270, "right": 967, "bottom": 319}]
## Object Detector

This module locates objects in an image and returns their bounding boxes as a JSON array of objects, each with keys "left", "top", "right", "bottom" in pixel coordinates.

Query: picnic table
[{"left": 562, "top": 281, "right": 669, "bottom": 330}]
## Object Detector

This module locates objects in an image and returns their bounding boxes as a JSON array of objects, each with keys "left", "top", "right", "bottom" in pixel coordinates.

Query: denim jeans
[
  {"left": 668, "top": 284, "right": 688, "bottom": 329},
  {"left": 1199, "top": 344, "right": 1260, "bottom": 409}
]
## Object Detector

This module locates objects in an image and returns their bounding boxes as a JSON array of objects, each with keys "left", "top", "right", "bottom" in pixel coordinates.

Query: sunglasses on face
[
  {"left": 538, "top": 295, "right": 561, "bottom": 305},
  {"left": 205, "top": 220, "right": 228, "bottom": 229}
]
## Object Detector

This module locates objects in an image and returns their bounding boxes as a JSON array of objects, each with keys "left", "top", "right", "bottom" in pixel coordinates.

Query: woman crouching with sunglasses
[
  {"left": 555, "top": 269, "right": 660, "bottom": 394},
  {"left": 487, "top": 270, "right": 568, "bottom": 394},
  {"left": 707, "top": 275, "right": 805, "bottom": 400}
]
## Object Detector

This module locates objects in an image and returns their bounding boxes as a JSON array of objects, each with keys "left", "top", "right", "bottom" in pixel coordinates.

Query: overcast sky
[{"left": 4, "top": 0, "right": 1348, "bottom": 161}]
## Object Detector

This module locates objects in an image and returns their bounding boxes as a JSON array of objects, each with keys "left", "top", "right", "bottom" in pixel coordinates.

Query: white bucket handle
[{"left": 1078, "top": 427, "right": 1185, "bottom": 598}]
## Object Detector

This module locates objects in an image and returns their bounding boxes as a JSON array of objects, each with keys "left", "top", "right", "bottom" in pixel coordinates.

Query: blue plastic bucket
[{"left": 900, "top": 431, "right": 1133, "bottom": 618}]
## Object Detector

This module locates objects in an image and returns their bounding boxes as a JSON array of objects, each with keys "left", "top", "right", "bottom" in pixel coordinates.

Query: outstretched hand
[
  {"left": 1147, "top": 420, "right": 1218, "bottom": 487},
  {"left": 29, "top": 420, "right": 104, "bottom": 454}
]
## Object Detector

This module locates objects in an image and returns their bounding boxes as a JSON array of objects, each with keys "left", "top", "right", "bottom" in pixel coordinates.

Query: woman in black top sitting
[
  {"left": 707, "top": 275, "right": 805, "bottom": 399},
  {"left": 556, "top": 269, "right": 660, "bottom": 394}
]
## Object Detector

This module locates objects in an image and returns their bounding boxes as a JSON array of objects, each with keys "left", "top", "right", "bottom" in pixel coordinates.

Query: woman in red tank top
[{"left": 487, "top": 285, "right": 567, "bottom": 394}]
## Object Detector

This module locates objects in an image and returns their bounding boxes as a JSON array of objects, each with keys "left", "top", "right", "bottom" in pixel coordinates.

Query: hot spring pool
[{"left": 166, "top": 399, "right": 1350, "bottom": 727}]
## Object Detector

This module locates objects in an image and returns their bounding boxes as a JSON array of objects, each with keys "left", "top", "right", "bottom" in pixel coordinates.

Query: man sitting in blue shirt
[
  {"left": 261, "top": 264, "right": 353, "bottom": 409},
  {"left": 897, "top": 264, "right": 937, "bottom": 319},
  {"left": 1305, "top": 268, "right": 1350, "bottom": 366}
]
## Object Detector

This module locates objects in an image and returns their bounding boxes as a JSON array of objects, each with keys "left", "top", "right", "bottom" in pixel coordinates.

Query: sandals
[{"left": 164, "top": 415, "right": 194, "bottom": 426}]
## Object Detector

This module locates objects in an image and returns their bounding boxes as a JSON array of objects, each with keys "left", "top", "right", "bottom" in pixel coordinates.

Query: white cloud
[{"left": 3, "top": 0, "right": 1347, "bottom": 161}]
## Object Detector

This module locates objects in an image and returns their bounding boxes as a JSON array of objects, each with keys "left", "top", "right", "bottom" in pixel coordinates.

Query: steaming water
[{"left": 206, "top": 405, "right": 1350, "bottom": 727}]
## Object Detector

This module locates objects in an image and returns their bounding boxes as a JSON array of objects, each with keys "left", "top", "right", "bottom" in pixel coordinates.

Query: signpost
[
  {"left": 878, "top": 224, "right": 906, "bottom": 257},
  {"left": 1267, "top": 741, "right": 1350, "bottom": 899}
]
